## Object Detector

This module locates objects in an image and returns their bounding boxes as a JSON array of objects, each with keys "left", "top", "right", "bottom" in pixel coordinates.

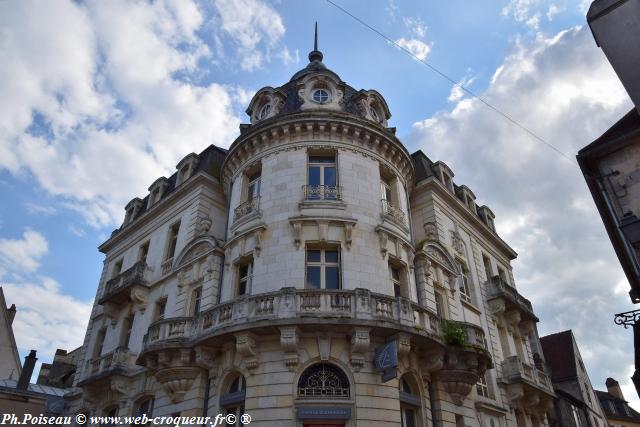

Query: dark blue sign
[{"left": 374, "top": 340, "right": 398, "bottom": 382}]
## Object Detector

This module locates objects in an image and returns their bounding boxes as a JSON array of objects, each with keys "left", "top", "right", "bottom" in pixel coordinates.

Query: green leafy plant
[{"left": 444, "top": 321, "right": 468, "bottom": 347}]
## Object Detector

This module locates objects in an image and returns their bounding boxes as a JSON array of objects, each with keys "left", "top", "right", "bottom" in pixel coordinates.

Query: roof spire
[{"left": 308, "top": 21, "right": 323, "bottom": 63}]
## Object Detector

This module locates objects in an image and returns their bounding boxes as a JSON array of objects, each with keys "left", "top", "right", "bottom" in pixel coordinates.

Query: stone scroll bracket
[
  {"left": 235, "top": 332, "right": 259, "bottom": 371},
  {"left": 350, "top": 327, "right": 370, "bottom": 371},
  {"left": 280, "top": 326, "right": 300, "bottom": 371}
]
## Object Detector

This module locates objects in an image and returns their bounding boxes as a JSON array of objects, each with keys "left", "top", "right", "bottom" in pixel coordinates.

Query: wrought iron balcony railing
[
  {"left": 381, "top": 199, "right": 407, "bottom": 228},
  {"left": 99, "top": 261, "right": 148, "bottom": 305},
  {"left": 142, "top": 288, "right": 441, "bottom": 348},
  {"left": 233, "top": 196, "right": 261, "bottom": 222},
  {"left": 302, "top": 185, "right": 342, "bottom": 201}
]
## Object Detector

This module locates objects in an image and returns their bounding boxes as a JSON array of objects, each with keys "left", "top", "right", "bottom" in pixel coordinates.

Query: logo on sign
[{"left": 374, "top": 340, "right": 398, "bottom": 382}]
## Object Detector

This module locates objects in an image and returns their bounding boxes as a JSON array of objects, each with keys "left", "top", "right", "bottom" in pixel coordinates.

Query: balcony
[
  {"left": 142, "top": 288, "right": 442, "bottom": 350},
  {"left": 485, "top": 276, "right": 538, "bottom": 322},
  {"left": 233, "top": 196, "right": 261, "bottom": 223},
  {"left": 381, "top": 199, "right": 408, "bottom": 230},
  {"left": 98, "top": 261, "right": 149, "bottom": 305},
  {"left": 302, "top": 185, "right": 342, "bottom": 201},
  {"left": 445, "top": 320, "right": 489, "bottom": 351},
  {"left": 78, "top": 347, "right": 133, "bottom": 385},
  {"left": 499, "top": 355, "right": 554, "bottom": 410}
]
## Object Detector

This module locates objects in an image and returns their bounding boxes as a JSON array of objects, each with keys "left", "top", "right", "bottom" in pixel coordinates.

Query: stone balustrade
[
  {"left": 99, "top": 261, "right": 148, "bottom": 305},
  {"left": 486, "top": 276, "right": 537, "bottom": 320},
  {"left": 142, "top": 288, "right": 441, "bottom": 349},
  {"left": 381, "top": 199, "right": 407, "bottom": 228},
  {"left": 501, "top": 355, "right": 553, "bottom": 392},
  {"left": 454, "top": 320, "right": 489, "bottom": 350},
  {"left": 233, "top": 196, "right": 261, "bottom": 222},
  {"left": 81, "top": 347, "right": 132, "bottom": 384}
]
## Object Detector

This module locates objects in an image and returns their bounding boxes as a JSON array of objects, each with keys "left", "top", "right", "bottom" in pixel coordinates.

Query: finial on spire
[{"left": 308, "top": 21, "right": 323, "bottom": 63}]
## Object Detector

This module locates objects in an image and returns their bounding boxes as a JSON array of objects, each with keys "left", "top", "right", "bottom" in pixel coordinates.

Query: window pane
[
  {"left": 307, "top": 250, "right": 321, "bottom": 262},
  {"left": 325, "top": 250, "right": 339, "bottom": 263},
  {"left": 391, "top": 267, "right": 400, "bottom": 281},
  {"left": 324, "top": 167, "right": 336, "bottom": 186},
  {"left": 309, "top": 155, "right": 334, "bottom": 163},
  {"left": 308, "top": 166, "right": 321, "bottom": 186},
  {"left": 239, "top": 265, "right": 248, "bottom": 278},
  {"left": 385, "top": 186, "right": 393, "bottom": 202},
  {"left": 306, "top": 266, "right": 321, "bottom": 288},
  {"left": 326, "top": 267, "right": 340, "bottom": 289}
]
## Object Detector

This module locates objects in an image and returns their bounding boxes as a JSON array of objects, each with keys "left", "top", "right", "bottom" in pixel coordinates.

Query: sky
[{"left": 0, "top": 0, "right": 636, "bottom": 407}]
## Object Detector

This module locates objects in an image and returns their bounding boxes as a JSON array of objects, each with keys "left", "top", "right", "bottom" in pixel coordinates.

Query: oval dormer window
[
  {"left": 258, "top": 103, "right": 271, "bottom": 120},
  {"left": 312, "top": 89, "right": 330, "bottom": 104}
]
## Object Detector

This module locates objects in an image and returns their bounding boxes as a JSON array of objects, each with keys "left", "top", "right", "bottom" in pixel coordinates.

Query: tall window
[
  {"left": 435, "top": 291, "right": 446, "bottom": 320},
  {"left": 389, "top": 261, "right": 408, "bottom": 298},
  {"left": 154, "top": 298, "right": 166, "bottom": 321},
  {"left": 381, "top": 176, "right": 393, "bottom": 205},
  {"left": 138, "top": 241, "right": 149, "bottom": 265},
  {"left": 192, "top": 287, "right": 202, "bottom": 316},
  {"left": 476, "top": 373, "right": 490, "bottom": 398},
  {"left": 482, "top": 255, "right": 493, "bottom": 280},
  {"left": 121, "top": 314, "right": 135, "bottom": 349},
  {"left": 399, "top": 376, "right": 420, "bottom": 427},
  {"left": 497, "top": 267, "right": 508, "bottom": 284},
  {"left": 297, "top": 363, "right": 350, "bottom": 399},
  {"left": 220, "top": 374, "right": 246, "bottom": 427},
  {"left": 391, "top": 265, "right": 402, "bottom": 297},
  {"left": 93, "top": 328, "right": 106, "bottom": 358},
  {"left": 135, "top": 397, "right": 154, "bottom": 423},
  {"left": 306, "top": 248, "right": 340, "bottom": 289},
  {"left": 456, "top": 260, "right": 472, "bottom": 304},
  {"left": 237, "top": 258, "right": 253, "bottom": 296},
  {"left": 112, "top": 259, "right": 123, "bottom": 278},
  {"left": 307, "top": 154, "right": 337, "bottom": 200},
  {"left": 165, "top": 222, "right": 180, "bottom": 260},
  {"left": 247, "top": 172, "right": 261, "bottom": 201}
]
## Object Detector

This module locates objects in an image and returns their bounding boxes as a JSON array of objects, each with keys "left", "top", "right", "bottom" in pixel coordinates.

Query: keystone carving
[
  {"left": 450, "top": 230, "right": 465, "bottom": 255},
  {"left": 195, "top": 216, "right": 212, "bottom": 236},
  {"left": 424, "top": 222, "right": 438, "bottom": 241},
  {"left": 236, "top": 333, "right": 258, "bottom": 371},
  {"left": 279, "top": 326, "right": 300, "bottom": 371}
]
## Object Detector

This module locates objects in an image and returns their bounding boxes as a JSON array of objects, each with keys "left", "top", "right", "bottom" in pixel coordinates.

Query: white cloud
[
  {"left": 547, "top": 4, "right": 560, "bottom": 21},
  {"left": 448, "top": 75, "right": 477, "bottom": 103},
  {"left": 502, "top": 0, "right": 544, "bottom": 28},
  {"left": 411, "top": 25, "right": 635, "bottom": 403},
  {"left": 403, "top": 17, "right": 428, "bottom": 39},
  {"left": 0, "top": 229, "right": 48, "bottom": 276},
  {"left": 25, "top": 203, "right": 57, "bottom": 216},
  {"left": 0, "top": 0, "right": 288, "bottom": 228},
  {"left": 212, "top": 0, "right": 286, "bottom": 71},
  {"left": 0, "top": 230, "right": 92, "bottom": 365},
  {"left": 395, "top": 38, "right": 432, "bottom": 61},
  {"left": 68, "top": 224, "right": 86, "bottom": 238}
]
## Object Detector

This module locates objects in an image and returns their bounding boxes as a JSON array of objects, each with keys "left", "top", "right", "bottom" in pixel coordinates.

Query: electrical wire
[{"left": 325, "top": 0, "right": 576, "bottom": 164}]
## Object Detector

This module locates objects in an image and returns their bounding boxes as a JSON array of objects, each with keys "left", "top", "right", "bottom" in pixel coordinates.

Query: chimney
[
  {"left": 7, "top": 304, "right": 16, "bottom": 325},
  {"left": 606, "top": 377, "right": 625, "bottom": 400},
  {"left": 17, "top": 350, "right": 37, "bottom": 391}
]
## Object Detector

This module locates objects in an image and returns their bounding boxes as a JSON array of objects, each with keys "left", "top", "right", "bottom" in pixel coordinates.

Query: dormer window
[
  {"left": 257, "top": 103, "right": 271, "bottom": 120},
  {"left": 433, "top": 161, "right": 454, "bottom": 193},
  {"left": 147, "top": 177, "right": 169, "bottom": 209},
  {"left": 312, "top": 88, "right": 330, "bottom": 104},
  {"left": 370, "top": 107, "right": 380, "bottom": 123},
  {"left": 123, "top": 198, "right": 143, "bottom": 226},
  {"left": 176, "top": 153, "right": 198, "bottom": 186}
]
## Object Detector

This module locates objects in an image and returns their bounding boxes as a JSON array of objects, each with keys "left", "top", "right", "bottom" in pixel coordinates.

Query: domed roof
[{"left": 245, "top": 24, "right": 392, "bottom": 127}]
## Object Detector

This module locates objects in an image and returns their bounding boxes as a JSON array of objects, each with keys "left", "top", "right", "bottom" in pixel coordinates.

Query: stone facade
[{"left": 65, "top": 42, "right": 554, "bottom": 427}]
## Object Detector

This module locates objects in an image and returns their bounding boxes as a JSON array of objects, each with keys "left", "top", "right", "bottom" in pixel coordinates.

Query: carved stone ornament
[
  {"left": 291, "top": 221, "right": 303, "bottom": 250},
  {"left": 450, "top": 230, "right": 464, "bottom": 255},
  {"left": 344, "top": 223, "right": 354, "bottom": 250},
  {"left": 155, "top": 367, "right": 200, "bottom": 402},
  {"left": 236, "top": 333, "right": 258, "bottom": 371},
  {"left": 424, "top": 222, "right": 438, "bottom": 241},
  {"left": 110, "top": 377, "right": 129, "bottom": 395},
  {"left": 350, "top": 327, "right": 370, "bottom": 371},
  {"left": 195, "top": 216, "right": 212, "bottom": 236},
  {"left": 130, "top": 286, "right": 149, "bottom": 313},
  {"left": 280, "top": 326, "right": 300, "bottom": 371},
  {"left": 377, "top": 229, "right": 389, "bottom": 259},
  {"left": 194, "top": 347, "right": 218, "bottom": 380},
  {"left": 254, "top": 228, "right": 263, "bottom": 257},
  {"left": 435, "top": 346, "right": 491, "bottom": 406}
]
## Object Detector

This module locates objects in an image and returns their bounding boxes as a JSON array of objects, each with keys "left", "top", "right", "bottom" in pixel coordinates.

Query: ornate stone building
[{"left": 65, "top": 36, "right": 555, "bottom": 427}]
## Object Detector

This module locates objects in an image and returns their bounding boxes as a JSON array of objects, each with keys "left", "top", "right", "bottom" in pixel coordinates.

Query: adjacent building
[
  {"left": 37, "top": 347, "right": 81, "bottom": 389},
  {"left": 540, "top": 330, "right": 607, "bottom": 427},
  {"left": 64, "top": 36, "right": 555, "bottom": 426},
  {"left": 0, "top": 287, "right": 20, "bottom": 381},
  {"left": 596, "top": 378, "right": 640, "bottom": 427}
]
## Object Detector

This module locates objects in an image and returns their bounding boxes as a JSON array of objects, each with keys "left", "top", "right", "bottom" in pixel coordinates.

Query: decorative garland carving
[
  {"left": 280, "top": 326, "right": 300, "bottom": 371},
  {"left": 235, "top": 333, "right": 258, "bottom": 371}
]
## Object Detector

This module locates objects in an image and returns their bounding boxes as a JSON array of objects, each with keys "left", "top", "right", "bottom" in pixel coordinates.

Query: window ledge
[
  {"left": 299, "top": 200, "right": 346, "bottom": 210},
  {"left": 461, "top": 299, "right": 482, "bottom": 316}
]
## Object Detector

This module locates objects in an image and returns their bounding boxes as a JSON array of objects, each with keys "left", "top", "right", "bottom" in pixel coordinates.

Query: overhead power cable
[{"left": 325, "top": 0, "right": 575, "bottom": 164}]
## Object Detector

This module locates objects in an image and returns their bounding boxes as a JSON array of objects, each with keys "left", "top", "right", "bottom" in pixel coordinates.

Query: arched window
[
  {"left": 399, "top": 376, "right": 422, "bottom": 427},
  {"left": 297, "top": 363, "right": 350, "bottom": 399},
  {"left": 312, "top": 88, "right": 330, "bottom": 104},
  {"left": 220, "top": 373, "right": 246, "bottom": 426},
  {"left": 135, "top": 397, "right": 154, "bottom": 423},
  {"left": 257, "top": 103, "right": 271, "bottom": 119}
]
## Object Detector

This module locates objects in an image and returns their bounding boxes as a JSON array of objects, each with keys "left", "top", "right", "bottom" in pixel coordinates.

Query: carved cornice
[{"left": 221, "top": 111, "right": 414, "bottom": 194}]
